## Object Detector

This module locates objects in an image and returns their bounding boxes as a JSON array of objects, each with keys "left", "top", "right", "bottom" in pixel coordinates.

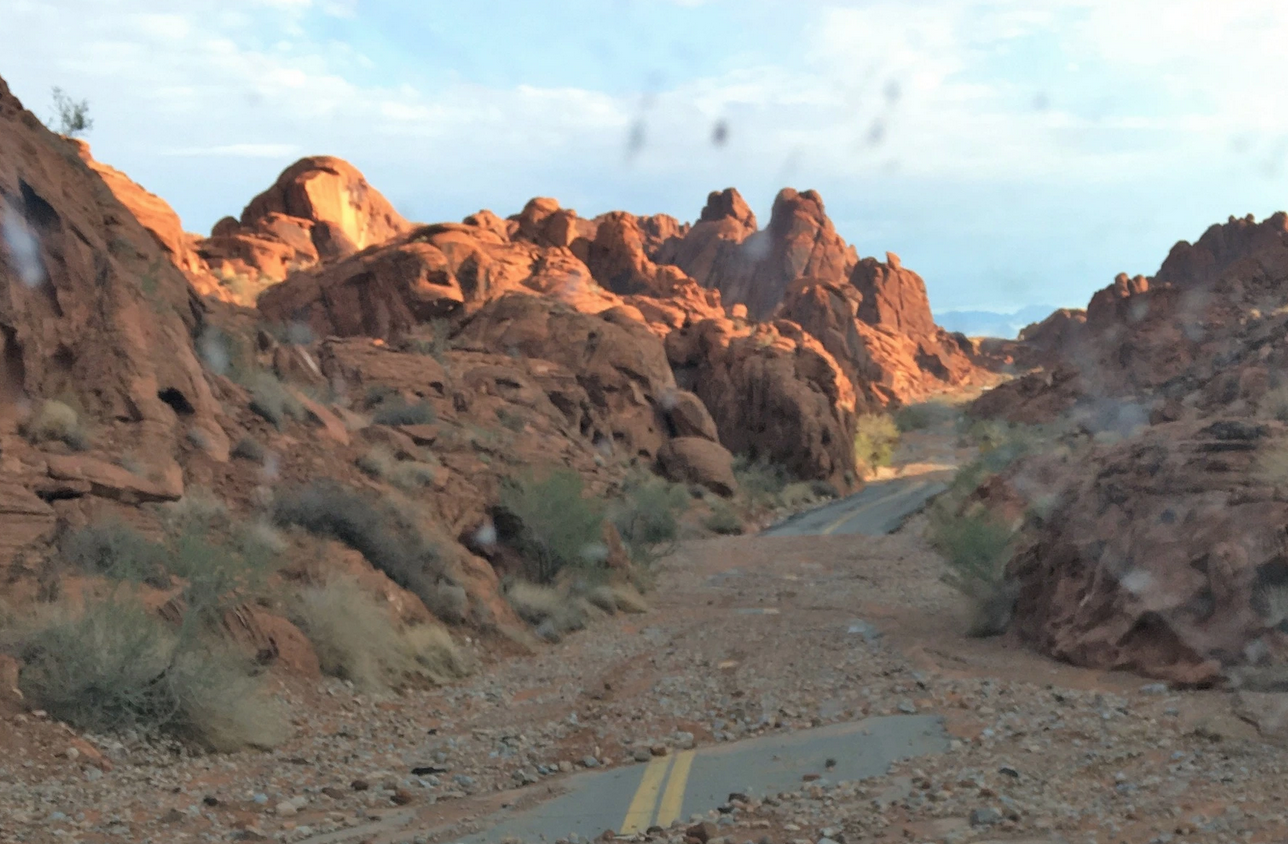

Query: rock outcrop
[
  {"left": 665, "top": 188, "right": 856, "bottom": 322},
  {"left": 1007, "top": 419, "right": 1288, "bottom": 685},
  {"left": 196, "top": 156, "right": 412, "bottom": 293},
  {"left": 666, "top": 316, "right": 859, "bottom": 492},
  {"left": 0, "top": 75, "right": 228, "bottom": 503}
]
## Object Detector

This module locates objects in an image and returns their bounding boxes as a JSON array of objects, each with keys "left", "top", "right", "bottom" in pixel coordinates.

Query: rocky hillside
[
  {"left": 0, "top": 66, "right": 997, "bottom": 735},
  {"left": 955, "top": 212, "right": 1288, "bottom": 685}
]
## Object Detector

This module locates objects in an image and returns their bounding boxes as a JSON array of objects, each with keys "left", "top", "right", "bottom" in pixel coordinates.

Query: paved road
[
  {"left": 761, "top": 475, "right": 949, "bottom": 537},
  {"left": 456, "top": 715, "right": 947, "bottom": 843}
]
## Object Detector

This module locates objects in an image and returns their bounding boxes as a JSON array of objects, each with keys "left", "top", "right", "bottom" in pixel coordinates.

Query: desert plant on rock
[
  {"left": 703, "top": 499, "right": 743, "bottom": 535},
  {"left": 504, "top": 580, "right": 589, "bottom": 641},
  {"left": 23, "top": 399, "right": 89, "bottom": 450},
  {"left": 731, "top": 455, "right": 790, "bottom": 509},
  {"left": 370, "top": 397, "right": 435, "bottom": 426},
  {"left": 272, "top": 481, "right": 446, "bottom": 608},
  {"left": 61, "top": 521, "right": 168, "bottom": 586},
  {"left": 48, "top": 87, "right": 93, "bottom": 137},
  {"left": 246, "top": 372, "right": 304, "bottom": 430}
]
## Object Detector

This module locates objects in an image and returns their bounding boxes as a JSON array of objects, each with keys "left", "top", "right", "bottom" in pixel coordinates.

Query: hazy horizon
[{"left": 6, "top": 0, "right": 1288, "bottom": 312}]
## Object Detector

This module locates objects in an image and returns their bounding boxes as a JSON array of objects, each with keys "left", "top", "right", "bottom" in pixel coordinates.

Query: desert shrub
[
  {"left": 612, "top": 476, "right": 688, "bottom": 565},
  {"left": 272, "top": 481, "right": 444, "bottom": 603},
  {"left": 49, "top": 87, "right": 93, "bottom": 137},
  {"left": 247, "top": 372, "right": 304, "bottom": 430},
  {"left": 61, "top": 521, "right": 167, "bottom": 586},
  {"left": 164, "top": 531, "right": 278, "bottom": 625},
  {"left": 357, "top": 447, "right": 439, "bottom": 492},
  {"left": 356, "top": 446, "right": 396, "bottom": 480},
  {"left": 732, "top": 456, "right": 790, "bottom": 509},
  {"left": 230, "top": 436, "right": 267, "bottom": 463},
  {"left": 15, "top": 598, "right": 285, "bottom": 750},
  {"left": 495, "top": 407, "right": 527, "bottom": 432},
  {"left": 23, "top": 400, "right": 89, "bottom": 450},
  {"left": 290, "top": 578, "right": 469, "bottom": 693},
  {"left": 160, "top": 487, "right": 230, "bottom": 536},
  {"left": 1258, "top": 441, "right": 1288, "bottom": 486},
  {"left": 894, "top": 400, "right": 958, "bottom": 432},
  {"left": 703, "top": 499, "right": 743, "bottom": 535},
  {"left": 498, "top": 469, "right": 607, "bottom": 584},
  {"left": 371, "top": 398, "right": 435, "bottom": 426},
  {"left": 504, "top": 580, "right": 589, "bottom": 641},
  {"left": 585, "top": 584, "right": 649, "bottom": 615},
  {"left": 854, "top": 413, "right": 900, "bottom": 473},
  {"left": 929, "top": 510, "right": 1018, "bottom": 637}
]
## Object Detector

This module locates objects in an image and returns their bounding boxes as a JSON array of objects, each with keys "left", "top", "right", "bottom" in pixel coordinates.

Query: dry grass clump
[
  {"left": 357, "top": 446, "right": 441, "bottom": 493},
  {"left": 290, "top": 577, "right": 470, "bottom": 693},
  {"left": 12, "top": 599, "right": 286, "bottom": 750},
  {"left": 247, "top": 372, "right": 304, "bottom": 430},
  {"left": 928, "top": 506, "right": 1020, "bottom": 638},
  {"left": 23, "top": 399, "right": 89, "bottom": 450},
  {"left": 703, "top": 499, "right": 744, "bottom": 535},
  {"left": 504, "top": 580, "right": 591, "bottom": 642}
]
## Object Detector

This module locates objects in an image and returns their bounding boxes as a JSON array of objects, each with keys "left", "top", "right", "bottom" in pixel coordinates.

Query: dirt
[{"left": 3, "top": 421, "right": 1286, "bottom": 844}]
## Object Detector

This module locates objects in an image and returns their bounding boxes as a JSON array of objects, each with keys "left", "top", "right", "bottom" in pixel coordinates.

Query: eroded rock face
[
  {"left": 454, "top": 293, "right": 683, "bottom": 461},
  {"left": 666, "top": 317, "right": 859, "bottom": 492},
  {"left": 1008, "top": 419, "right": 1288, "bottom": 686},
  {"left": 0, "top": 76, "right": 227, "bottom": 500}
]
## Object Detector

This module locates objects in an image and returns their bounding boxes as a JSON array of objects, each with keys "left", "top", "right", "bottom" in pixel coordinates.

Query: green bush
[
  {"left": 732, "top": 456, "right": 790, "bottom": 509},
  {"left": 612, "top": 476, "right": 688, "bottom": 565},
  {"left": 371, "top": 398, "right": 436, "bottom": 426},
  {"left": 272, "top": 481, "right": 445, "bottom": 605},
  {"left": 230, "top": 436, "right": 267, "bottom": 463},
  {"left": 290, "top": 577, "right": 469, "bottom": 693},
  {"left": 15, "top": 599, "right": 285, "bottom": 750},
  {"left": 499, "top": 469, "right": 607, "bottom": 584},
  {"left": 853, "top": 413, "right": 900, "bottom": 474},
  {"left": 703, "top": 499, "right": 743, "bottom": 535},
  {"left": 504, "top": 580, "right": 589, "bottom": 641},
  {"left": 894, "top": 400, "right": 958, "bottom": 432},
  {"left": 247, "top": 372, "right": 304, "bottom": 430},
  {"left": 929, "top": 511, "right": 1018, "bottom": 637},
  {"left": 61, "top": 522, "right": 168, "bottom": 586}
]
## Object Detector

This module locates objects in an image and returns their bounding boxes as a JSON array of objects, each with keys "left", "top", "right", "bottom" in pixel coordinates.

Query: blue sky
[{"left": 5, "top": 0, "right": 1288, "bottom": 312}]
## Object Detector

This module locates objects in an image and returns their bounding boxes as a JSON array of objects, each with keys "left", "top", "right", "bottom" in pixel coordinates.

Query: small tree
[{"left": 50, "top": 87, "right": 93, "bottom": 137}]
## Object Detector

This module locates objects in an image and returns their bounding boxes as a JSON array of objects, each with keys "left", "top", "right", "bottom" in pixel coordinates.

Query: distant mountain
[{"left": 933, "top": 304, "right": 1063, "bottom": 339}]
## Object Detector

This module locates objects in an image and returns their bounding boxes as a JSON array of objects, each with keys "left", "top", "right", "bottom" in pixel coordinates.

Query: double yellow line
[{"left": 619, "top": 749, "right": 696, "bottom": 834}]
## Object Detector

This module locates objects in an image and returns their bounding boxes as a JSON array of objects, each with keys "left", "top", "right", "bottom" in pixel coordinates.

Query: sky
[{"left": 4, "top": 0, "right": 1288, "bottom": 313}]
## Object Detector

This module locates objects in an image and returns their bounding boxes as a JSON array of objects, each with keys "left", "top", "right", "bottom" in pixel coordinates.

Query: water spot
[
  {"left": 883, "top": 79, "right": 902, "bottom": 106},
  {"left": 712, "top": 119, "right": 728, "bottom": 147},
  {"left": 866, "top": 118, "right": 886, "bottom": 147},
  {"left": 626, "top": 119, "right": 646, "bottom": 159},
  {"left": 473, "top": 521, "right": 497, "bottom": 548},
  {"left": 1, "top": 201, "right": 45, "bottom": 288},
  {"left": 1031, "top": 92, "right": 1050, "bottom": 111}
]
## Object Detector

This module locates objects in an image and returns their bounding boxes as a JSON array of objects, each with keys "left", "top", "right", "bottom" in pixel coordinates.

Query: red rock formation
[
  {"left": 0, "top": 76, "right": 228, "bottom": 483},
  {"left": 666, "top": 187, "right": 857, "bottom": 321},
  {"left": 779, "top": 258, "right": 982, "bottom": 406},
  {"left": 666, "top": 316, "right": 859, "bottom": 492},
  {"left": 196, "top": 156, "right": 412, "bottom": 292},
  {"left": 1007, "top": 419, "right": 1288, "bottom": 685}
]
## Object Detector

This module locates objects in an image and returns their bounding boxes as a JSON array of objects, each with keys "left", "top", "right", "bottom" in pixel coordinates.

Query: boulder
[
  {"left": 1008, "top": 419, "right": 1288, "bottom": 685},
  {"left": 667, "top": 317, "right": 860, "bottom": 492},
  {"left": 657, "top": 436, "right": 737, "bottom": 496}
]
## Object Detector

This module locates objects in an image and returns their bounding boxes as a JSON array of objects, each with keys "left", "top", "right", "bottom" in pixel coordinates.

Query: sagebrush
[{"left": 499, "top": 469, "right": 606, "bottom": 584}]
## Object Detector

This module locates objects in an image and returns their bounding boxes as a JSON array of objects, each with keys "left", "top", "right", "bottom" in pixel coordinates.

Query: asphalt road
[
  {"left": 761, "top": 475, "right": 949, "bottom": 537},
  {"left": 457, "top": 715, "right": 947, "bottom": 843}
]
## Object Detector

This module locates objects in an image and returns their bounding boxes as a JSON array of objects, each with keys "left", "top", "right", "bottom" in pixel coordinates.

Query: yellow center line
[
  {"left": 655, "top": 749, "right": 696, "bottom": 827},
  {"left": 620, "top": 755, "right": 673, "bottom": 834},
  {"left": 820, "top": 480, "right": 928, "bottom": 535}
]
